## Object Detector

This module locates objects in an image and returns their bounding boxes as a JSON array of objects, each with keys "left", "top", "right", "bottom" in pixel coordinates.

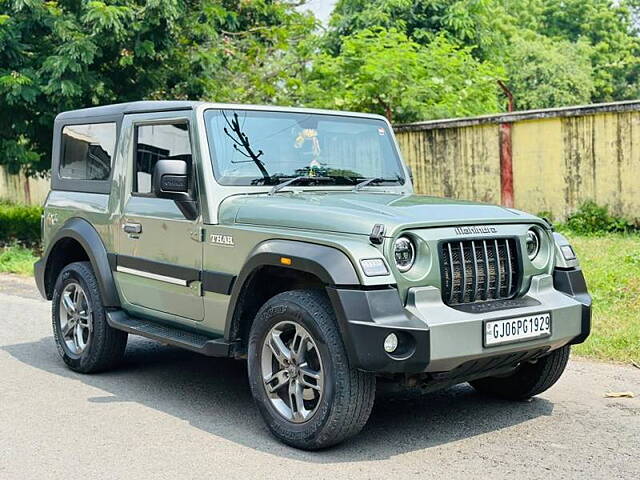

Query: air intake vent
[{"left": 440, "top": 238, "right": 520, "bottom": 305}]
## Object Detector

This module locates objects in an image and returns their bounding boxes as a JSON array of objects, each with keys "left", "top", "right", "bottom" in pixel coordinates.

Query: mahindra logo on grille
[{"left": 454, "top": 226, "right": 498, "bottom": 235}]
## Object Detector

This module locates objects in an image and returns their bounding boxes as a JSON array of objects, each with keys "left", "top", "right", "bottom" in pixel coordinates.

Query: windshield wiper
[
  {"left": 353, "top": 177, "right": 400, "bottom": 192},
  {"left": 268, "top": 176, "right": 333, "bottom": 195}
]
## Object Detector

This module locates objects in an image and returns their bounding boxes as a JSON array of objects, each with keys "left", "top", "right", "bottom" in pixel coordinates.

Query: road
[{"left": 1, "top": 274, "right": 639, "bottom": 479}]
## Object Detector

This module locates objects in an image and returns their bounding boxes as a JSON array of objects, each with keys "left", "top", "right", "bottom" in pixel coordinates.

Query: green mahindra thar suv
[{"left": 35, "top": 101, "right": 591, "bottom": 449}]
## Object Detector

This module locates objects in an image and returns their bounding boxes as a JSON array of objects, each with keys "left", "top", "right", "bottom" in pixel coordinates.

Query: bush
[
  {"left": 563, "top": 201, "right": 637, "bottom": 235},
  {"left": 0, "top": 202, "right": 43, "bottom": 247},
  {"left": 0, "top": 244, "right": 38, "bottom": 275}
]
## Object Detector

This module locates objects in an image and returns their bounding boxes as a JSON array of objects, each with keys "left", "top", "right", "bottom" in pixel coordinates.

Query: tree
[
  {"left": 166, "top": 0, "right": 317, "bottom": 105},
  {"left": 303, "top": 28, "right": 501, "bottom": 123},
  {"left": 325, "top": 0, "right": 511, "bottom": 60},
  {"left": 500, "top": 33, "right": 594, "bottom": 110},
  {"left": 324, "top": 0, "right": 640, "bottom": 110},
  {"left": 0, "top": 0, "right": 316, "bottom": 175},
  {"left": 515, "top": 0, "right": 640, "bottom": 102}
]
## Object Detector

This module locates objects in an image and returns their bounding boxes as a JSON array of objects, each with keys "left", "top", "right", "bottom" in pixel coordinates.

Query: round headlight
[
  {"left": 394, "top": 236, "right": 415, "bottom": 272},
  {"left": 526, "top": 229, "right": 541, "bottom": 260}
]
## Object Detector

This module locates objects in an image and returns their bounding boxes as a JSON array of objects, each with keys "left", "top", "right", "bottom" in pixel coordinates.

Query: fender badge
[{"left": 209, "top": 234, "right": 235, "bottom": 247}]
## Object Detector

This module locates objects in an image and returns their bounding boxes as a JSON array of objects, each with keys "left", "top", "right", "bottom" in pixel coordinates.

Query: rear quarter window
[{"left": 60, "top": 123, "right": 117, "bottom": 180}]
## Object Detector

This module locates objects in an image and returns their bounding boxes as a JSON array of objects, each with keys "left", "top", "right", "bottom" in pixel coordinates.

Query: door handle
[{"left": 122, "top": 223, "right": 142, "bottom": 235}]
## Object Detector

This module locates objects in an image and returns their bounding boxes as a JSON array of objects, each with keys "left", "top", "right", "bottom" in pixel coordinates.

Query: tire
[
  {"left": 247, "top": 289, "right": 376, "bottom": 450},
  {"left": 52, "top": 261, "right": 128, "bottom": 373},
  {"left": 470, "top": 345, "right": 571, "bottom": 400}
]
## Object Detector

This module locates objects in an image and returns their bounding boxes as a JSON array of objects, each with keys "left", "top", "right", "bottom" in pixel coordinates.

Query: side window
[
  {"left": 134, "top": 123, "right": 193, "bottom": 194},
  {"left": 60, "top": 123, "right": 116, "bottom": 180}
]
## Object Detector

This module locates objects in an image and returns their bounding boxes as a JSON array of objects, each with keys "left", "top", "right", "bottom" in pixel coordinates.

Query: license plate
[{"left": 484, "top": 313, "right": 551, "bottom": 347}]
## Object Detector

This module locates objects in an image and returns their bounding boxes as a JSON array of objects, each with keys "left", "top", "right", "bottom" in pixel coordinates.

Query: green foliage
[
  {"left": 563, "top": 201, "right": 636, "bottom": 235},
  {"left": 0, "top": 202, "right": 43, "bottom": 246},
  {"left": 510, "top": 0, "right": 640, "bottom": 103},
  {"left": 500, "top": 33, "right": 594, "bottom": 110},
  {"left": 303, "top": 28, "right": 501, "bottom": 122},
  {"left": 0, "top": 0, "right": 316, "bottom": 175},
  {"left": 0, "top": 244, "right": 37, "bottom": 275},
  {"left": 326, "top": 0, "right": 507, "bottom": 59},
  {"left": 327, "top": 0, "right": 640, "bottom": 111}
]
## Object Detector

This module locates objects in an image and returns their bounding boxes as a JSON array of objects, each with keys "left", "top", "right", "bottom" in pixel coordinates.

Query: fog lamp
[{"left": 384, "top": 333, "right": 399, "bottom": 353}]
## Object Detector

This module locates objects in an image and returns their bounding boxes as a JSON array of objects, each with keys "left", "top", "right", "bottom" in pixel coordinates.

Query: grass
[
  {"left": 0, "top": 244, "right": 38, "bottom": 276},
  {"left": 568, "top": 234, "right": 640, "bottom": 364}
]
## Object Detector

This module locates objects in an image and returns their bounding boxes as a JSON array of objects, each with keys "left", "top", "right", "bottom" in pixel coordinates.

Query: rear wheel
[
  {"left": 247, "top": 289, "right": 376, "bottom": 450},
  {"left": 52, "top": 261, "right": 128, "bottom": 373},
  {"left": 470, "top": 345, "right": 571, "bottom": 400}
]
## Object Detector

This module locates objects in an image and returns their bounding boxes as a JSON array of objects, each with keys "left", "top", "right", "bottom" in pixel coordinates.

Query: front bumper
[{"left": 329, "top": 267, "right": 591, "bottom": 374}]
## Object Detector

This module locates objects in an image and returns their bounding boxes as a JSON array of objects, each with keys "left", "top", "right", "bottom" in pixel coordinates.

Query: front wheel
[
  {"left": 470, "top": 345, "right": 571, "bottom": 400},
  {"left": 247, "top": 289, "right": 376, "bottom": 450}
]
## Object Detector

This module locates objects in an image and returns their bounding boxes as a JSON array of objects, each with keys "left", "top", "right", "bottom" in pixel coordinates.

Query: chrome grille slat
[
  {"left": 459, "top": 241, "right": 467, "bottom": 304},
  {"left": 446, "top": 243, "right": 455, "bottom": 304},
  {"left": 482, "top": 240, "right": 490, "bottom": 300},
  {"left": 494, "top": 239, "right": 501, "bottom": 297},
  {"left": 441, "top": 237, "right": 520, "bottom": 306},
  {"left": 470, "top": 240, "right": 478, "bottom": 302},
  {"left": 505, "top": 238, "right": 513, "bottom": 296}
]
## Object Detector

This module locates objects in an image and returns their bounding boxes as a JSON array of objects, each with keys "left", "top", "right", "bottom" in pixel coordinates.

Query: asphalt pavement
[{"left": 1, "top": 274, "right": 639, "bottom": 479}]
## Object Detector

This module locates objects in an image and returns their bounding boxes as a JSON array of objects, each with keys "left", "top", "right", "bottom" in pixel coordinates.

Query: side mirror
[
  {"left": 152, "top": 159, "right": 190, "bottom": 199},
  {"left": 152, "top": 159, "right": 198, "bottom": 220}
]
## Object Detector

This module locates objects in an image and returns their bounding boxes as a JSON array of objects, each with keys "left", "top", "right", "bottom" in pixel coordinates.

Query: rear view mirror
[{"left": 152, "top": 159, "right": 198, "bottom": 220}]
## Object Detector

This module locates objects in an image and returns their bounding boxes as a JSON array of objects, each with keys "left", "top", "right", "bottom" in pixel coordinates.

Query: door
[{"left": 115, "top": 115, "right": 204, "bottom": 321}]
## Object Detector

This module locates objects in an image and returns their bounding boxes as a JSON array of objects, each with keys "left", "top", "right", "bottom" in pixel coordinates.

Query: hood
[{"left": 219, "top": 191, "right": 544, "bottom": 236}]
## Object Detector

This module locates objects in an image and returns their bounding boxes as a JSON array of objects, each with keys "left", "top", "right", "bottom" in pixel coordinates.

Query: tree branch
[{"left": 221, "top": 111, "right": 271, "bottom": 181}]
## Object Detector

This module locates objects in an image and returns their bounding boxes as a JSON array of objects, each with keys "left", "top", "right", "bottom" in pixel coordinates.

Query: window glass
[
  {"left": 204, "top": 109, "right": 405, "bottom": 186},
  {"left": 134, "top": 123, "right": 192, "bottom": 194},
  {"left": 60, "top": 123, "right": 116, "bottom": 180}
]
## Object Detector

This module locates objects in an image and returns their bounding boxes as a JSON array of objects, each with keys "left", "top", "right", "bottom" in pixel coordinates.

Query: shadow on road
[{"left": 3, "top": 335, "right": 553, "bottom": 462}]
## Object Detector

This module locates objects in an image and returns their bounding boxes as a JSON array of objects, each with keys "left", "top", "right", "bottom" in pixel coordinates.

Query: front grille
[{"left": 440, "top": 238, "right": 520, "bottom": 305}]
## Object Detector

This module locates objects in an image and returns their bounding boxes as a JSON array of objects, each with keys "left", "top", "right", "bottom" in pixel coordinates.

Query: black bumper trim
[
  {"left": 34, "top": 258, "right": 47, "bottom": 299},
  {"left": 553, "top": 267, "right": 592, "bottom": 345},
  {"left": 326, "top": 286, "right": 430, "bottom": 374}
]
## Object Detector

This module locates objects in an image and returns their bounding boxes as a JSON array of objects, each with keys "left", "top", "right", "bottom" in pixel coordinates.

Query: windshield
[{"left": 204, "top": 109, "right": 406, "bottom": 186}]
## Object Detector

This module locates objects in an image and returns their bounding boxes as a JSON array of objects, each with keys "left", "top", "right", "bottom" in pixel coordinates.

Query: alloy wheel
[
  {"left": 58, "top": 282, "right": 92, "bottom": 355},
  {"left": 261, "top": 321, "right": 324, "bottom": 423}
]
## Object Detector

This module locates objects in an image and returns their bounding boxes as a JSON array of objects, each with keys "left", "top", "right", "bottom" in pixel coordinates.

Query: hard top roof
[
  {"left": 55, "top": 101, "right": 202, "bottom": 121},
  {"left": 54, "top": 101, "right": 387, "bottom": 123}
]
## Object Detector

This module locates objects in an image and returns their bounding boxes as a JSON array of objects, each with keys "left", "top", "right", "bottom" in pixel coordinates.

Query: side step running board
[{"left": 106, "top": 310, "right": 235, "bottom": 357}]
